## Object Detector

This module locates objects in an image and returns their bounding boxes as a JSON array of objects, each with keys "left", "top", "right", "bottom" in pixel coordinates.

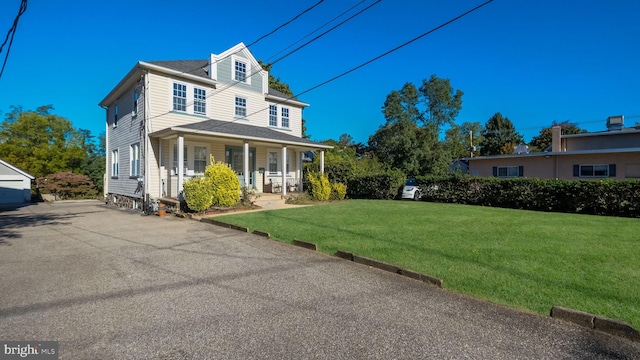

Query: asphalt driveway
[{"left": 1, "top": 201, "right": 639, "bottom": 359}]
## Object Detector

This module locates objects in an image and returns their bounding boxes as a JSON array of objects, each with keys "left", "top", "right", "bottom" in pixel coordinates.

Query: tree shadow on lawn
[{"left": 255, "top": 211, "right": 637, "bottom": 307}]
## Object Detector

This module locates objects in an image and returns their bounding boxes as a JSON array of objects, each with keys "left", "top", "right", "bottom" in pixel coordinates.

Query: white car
[{"left": 401, "top": 178, "right": 421, "bottom": 201}]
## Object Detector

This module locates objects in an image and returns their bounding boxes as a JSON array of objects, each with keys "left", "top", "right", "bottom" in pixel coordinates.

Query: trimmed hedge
[
  {"left": 416, "top": 175, "right": 640, "bottom": 217},
  {"left": 347, "top": 170, "right": 405, "bottom": 200}
]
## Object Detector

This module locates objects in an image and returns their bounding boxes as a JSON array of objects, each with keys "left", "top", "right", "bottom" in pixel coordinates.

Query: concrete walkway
[{"left": 1, "top": 201, "right": 639, "bottom": 359}]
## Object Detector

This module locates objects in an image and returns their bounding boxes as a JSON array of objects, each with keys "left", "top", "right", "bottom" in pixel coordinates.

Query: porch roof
[{"left": 149, "top": 119, "right": 333, "bottom": 150}]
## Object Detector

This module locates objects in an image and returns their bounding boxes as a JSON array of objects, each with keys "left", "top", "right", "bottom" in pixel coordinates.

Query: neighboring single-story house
[
  {"left": 467, "top": 117, "right": 640, "bottom": 180},
  {"left": 0, "top": 159, "right": 34, "bottom": 204}
]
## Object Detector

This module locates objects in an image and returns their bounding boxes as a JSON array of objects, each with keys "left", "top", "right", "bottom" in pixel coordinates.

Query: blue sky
[{"left": 1, "top": 0, "right": 638, "bottom": 145}]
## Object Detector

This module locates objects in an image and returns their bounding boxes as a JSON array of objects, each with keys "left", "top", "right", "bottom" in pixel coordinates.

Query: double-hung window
[
  {"left": 173, "top": 83, "right": 187, "bottom": 111},
  {"left": 194, "top": 88, "right": 206, "bottom": 115},
  {"left": 269, "top": 105, "right": 278, "bottom": 126},
  {"left": 268, "top": 151, "right": 278, "bottom": 174},
  {"left": 130, "top": 143, "right": 140, "bottom": 177},
  {"left": 111, "top": 149, "right": 119, "bottom": 178},
  {"left": 234, "top": 60, "right": 247, "bottom": 82},
  {"left": 194, "top": 146, "right": 207, "bottom": 173},
  {"left": 173, "top": 144, "right": 188, "bottom": 174},
  {"left": 235, "top": 97, "right": 247, "bottom": 117},
  {"left": 281, "top": 107, "right": 289, "bottom": 128}
]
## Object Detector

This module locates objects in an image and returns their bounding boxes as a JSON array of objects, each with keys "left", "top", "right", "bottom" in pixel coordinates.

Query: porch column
[
  {"left": 320, "top": 150, "right": 325, "bottom": 174},
  {"left": 297, "top": 151, "right": 303, "bottom": 192},
  {"left": 281, "top": 146, "right": 287, "bottom": 196},
  {"left": 178, "top": 134, "right": 184, "bottom": 196},
  {"left": 243, "top": 141, "right": 250, "bottom": 188}
]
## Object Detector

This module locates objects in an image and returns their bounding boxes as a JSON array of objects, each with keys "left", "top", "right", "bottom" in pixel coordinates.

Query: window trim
[
  {"left": 232, "top": 56, "right": 251, "bottom": 85},
  {"left": 130, "top": 143, "right": 140, "bottom": 178},
  {"left": 235, "top": 96, "right": 247, "bottom": 118},
  {"left": 268, "top": 104, "right": 278, "bottom": 127},
  {"left": 172, "top": 82, "right": 187, "bottom": 112},
  {"left": 193, "top": 87, "right": 206, "bottom": 115},
  {"left": 111, "top": 149, "right": 119, "bottom": 178},
  {"left": 281, "top": 107, "right": 290, "bottom": 128}
]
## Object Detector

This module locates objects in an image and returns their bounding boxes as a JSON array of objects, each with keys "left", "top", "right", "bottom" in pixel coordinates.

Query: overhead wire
[{"left": 0, "top": 0, "right": 28, "bottom": 79}]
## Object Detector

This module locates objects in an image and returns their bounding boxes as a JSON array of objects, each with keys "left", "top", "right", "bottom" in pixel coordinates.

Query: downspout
[{"left": 100, "top": 104, "right": 109, "bottom": 201}]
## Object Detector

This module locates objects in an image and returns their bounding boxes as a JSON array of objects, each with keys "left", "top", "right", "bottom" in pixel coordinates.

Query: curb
[
  {"left": 293, "top": 239, "right": 317, "bottom": 251},
  {"left": 252, "top": 230, "right": 270, "bottom": 238},
  {"left": 335, "top": 251, "right": 442, "bottom": 288},
  {"left": 200, "top": 218, "right": 249, "bottom": 232},
  {"left": 551, "top": 305, "right": 640, "bottom": 342}
]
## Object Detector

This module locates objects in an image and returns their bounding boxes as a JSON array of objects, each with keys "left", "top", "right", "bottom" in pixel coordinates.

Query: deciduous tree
[{"left": 529, "top": 121, "right": 586, "bottom": 152}]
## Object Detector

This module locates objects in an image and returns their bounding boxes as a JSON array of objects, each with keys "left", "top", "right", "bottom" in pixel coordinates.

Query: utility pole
[{"left": 469, "top": 130, "right": 474, "bottom": 158}]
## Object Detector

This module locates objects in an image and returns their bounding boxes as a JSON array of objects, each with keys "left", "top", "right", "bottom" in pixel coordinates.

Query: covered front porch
[{"left": 149, "top": 119, "right": 332, "bottom": 201}]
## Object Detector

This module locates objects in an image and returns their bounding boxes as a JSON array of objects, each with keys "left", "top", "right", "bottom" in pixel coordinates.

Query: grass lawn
[{"left": 217, "top": 200, "right": 640, "bottom": 328}]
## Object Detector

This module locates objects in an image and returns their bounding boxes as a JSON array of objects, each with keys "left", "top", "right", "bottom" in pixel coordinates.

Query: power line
[
  {"left": 246, "top": 0, "right": 325, "bottom": 48},
  {"left": 0, "top": 0, "right": 27, "bottom": 79}
]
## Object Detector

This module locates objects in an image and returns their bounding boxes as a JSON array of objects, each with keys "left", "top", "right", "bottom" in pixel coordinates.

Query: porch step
[{"left": 254, "top": 193, "right": 286, "bottom": 209}]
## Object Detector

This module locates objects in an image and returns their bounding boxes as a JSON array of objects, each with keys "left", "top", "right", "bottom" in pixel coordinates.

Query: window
[
  {"left": 133, "top": 91, "right": 139, "bottom": 117},
  {"left": 194, "top": 146, "right": 207, "bottom": 173},
  {"left": 173, "top": 83, "right": 187, "bottom": 111},
  {"left": 111, "top": 149, "right": 119, "bottom": 178},
  {"left": 574, "top": 164, "right": 615, "bottom": 178},
  {"left": 173, "top": 144, "right": 188, "bottom": 173},
  {"left": 281, "top": 107, "right": 289, "bottom": 128},
  {"left": 130, "top": 143, "right": 140, "bottom": 177},
  {"left": 493, "top": 166, "right": 523, "bottom": 178},
  {"left": 269, "top": 105, "right": 278, "bottom": 126},
  {"left": 194, "top": 88, "right": 206, "bottom": 115},
  {"left": 268, "top": 151, "right": 278, "bottom": 174},
  {"left": 234, "top": 60, "right": 247, "bottom": 82},
  {"left": 114, "top": 104, "right": 119, "bottom": 127},
  {"left": 235, "top": 97, "right": 247, "bottom": 117}
]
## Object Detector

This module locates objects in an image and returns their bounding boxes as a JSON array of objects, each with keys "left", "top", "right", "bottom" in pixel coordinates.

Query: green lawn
[{"left": 218, "top": 200, "right": 640, "bottom": 328}]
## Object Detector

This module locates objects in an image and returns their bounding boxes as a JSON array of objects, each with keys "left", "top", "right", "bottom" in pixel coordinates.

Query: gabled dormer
[{"left": 209, "top": 42, "right": 268, "bottom": 95}]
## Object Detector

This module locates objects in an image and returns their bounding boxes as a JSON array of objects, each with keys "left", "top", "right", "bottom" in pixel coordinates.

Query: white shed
[{"left": 0, "top": 159, "right": 34, "bottom": 204}]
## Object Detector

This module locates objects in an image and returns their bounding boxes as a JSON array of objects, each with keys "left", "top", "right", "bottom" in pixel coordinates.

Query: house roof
[
  {"left": 146, "top": 60, "right": 210, "bottom": 78},
  {"left": 149, "top": 119, "right": 332, "bottom": 150},
  {"left": 0, "top": 159, "right": 35, "bottom": 179},
  {"left": 562, "top": 127, "right": 640, "bottom": 139},
  {"left": 465, "top": 147, "right": 640, "bottom": 161}
]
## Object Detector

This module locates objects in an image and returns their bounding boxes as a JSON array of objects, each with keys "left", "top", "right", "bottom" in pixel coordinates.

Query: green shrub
[
  {"left": 183, "top": 177, "right": 213, "bottom": 212},
  {"left": 347, "top": 169, "right": 405, "bottom": 199},
  {"left": 331, "top": 182, "right": 347, "bottom": 200},
  {"left": 308, "top": 171, "right": 331, "bottom": 201},
  {"left": 205, "top": 160, "right": 241, "bottom": 207},
  {"left": 417, "top": 175, "right": 640, "bottom": 218}
]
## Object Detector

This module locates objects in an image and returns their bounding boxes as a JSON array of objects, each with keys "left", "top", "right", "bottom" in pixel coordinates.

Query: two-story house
[
  {"left": 467, "top": 116, "right": 640, "bottom": 180},
  {"left": 99, "top": 42, "right": 331, "bottom": 210}
]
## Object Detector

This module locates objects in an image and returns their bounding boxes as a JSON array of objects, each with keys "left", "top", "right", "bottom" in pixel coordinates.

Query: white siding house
[
  {"left": 99, "top": 42, "right": 331, "bottom": 210},
  {"left": 0, "top": 159, "right": 34, "bottom": 205}
]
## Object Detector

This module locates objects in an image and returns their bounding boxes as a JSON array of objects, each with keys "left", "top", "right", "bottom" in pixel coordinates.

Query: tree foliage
[
  {"left": 529, "top": 121, "right": 586, "bottom": 152},
  {"left": 36, "top": 172, "right": 98, "bottom": 200},
  {"left": 0, "top": 105, "right": 105, "bottom": 192},
  {"left": 480, "top": 112, "right": 523, "bottom": 156},
  {"left": 372, "top": 75, "right": 463, "bottom": 176},
  {"left": 445, "top": 121, "right": 483, "bottom": 159}
]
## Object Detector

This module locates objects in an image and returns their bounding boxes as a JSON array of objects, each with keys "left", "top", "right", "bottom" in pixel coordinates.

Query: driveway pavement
[{"left": 1, "top": 201, "right": 639, "bottom": 359}]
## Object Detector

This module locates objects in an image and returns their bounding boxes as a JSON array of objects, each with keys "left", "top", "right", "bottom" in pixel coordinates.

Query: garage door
[{"left": 0, "top": 180, "right": 25, "bottom": 204}]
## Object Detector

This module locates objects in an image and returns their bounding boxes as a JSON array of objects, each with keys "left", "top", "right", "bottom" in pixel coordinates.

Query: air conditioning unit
[{"left": 607, "top": 115, "right": 624, "bottom": 131}]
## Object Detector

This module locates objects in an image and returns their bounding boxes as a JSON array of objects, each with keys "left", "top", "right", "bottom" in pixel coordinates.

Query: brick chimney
[{"left": 551, "top": 125, "right": 562, "bottom": 152}]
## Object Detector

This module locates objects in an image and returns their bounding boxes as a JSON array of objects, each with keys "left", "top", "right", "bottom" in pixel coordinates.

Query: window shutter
[
  {"left": 492, "top": 167, "right": 497, "bottom": 177},
  {"left": 518, "top": 166, "right": 524, "bottom": 177},
  {"left": 573, "top": 165, "right": 579, "bottom": 177},
  {"left": 609, "top": 164, "right": 616, "bottom": 177}
]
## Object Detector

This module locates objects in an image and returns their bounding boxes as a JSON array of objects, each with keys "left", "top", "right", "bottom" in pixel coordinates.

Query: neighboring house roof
[
  {"left": 561, "top": 127, "right": 640, "bottom": 138},
  {"left": 150, "top": 119, "right": 332, "bottom": 149},
  {"left": 465, "top": 147, "right": 640, "bottom": 161},
  {"left": 0, "top": 159, "right": 35, "bottom": 179}
]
